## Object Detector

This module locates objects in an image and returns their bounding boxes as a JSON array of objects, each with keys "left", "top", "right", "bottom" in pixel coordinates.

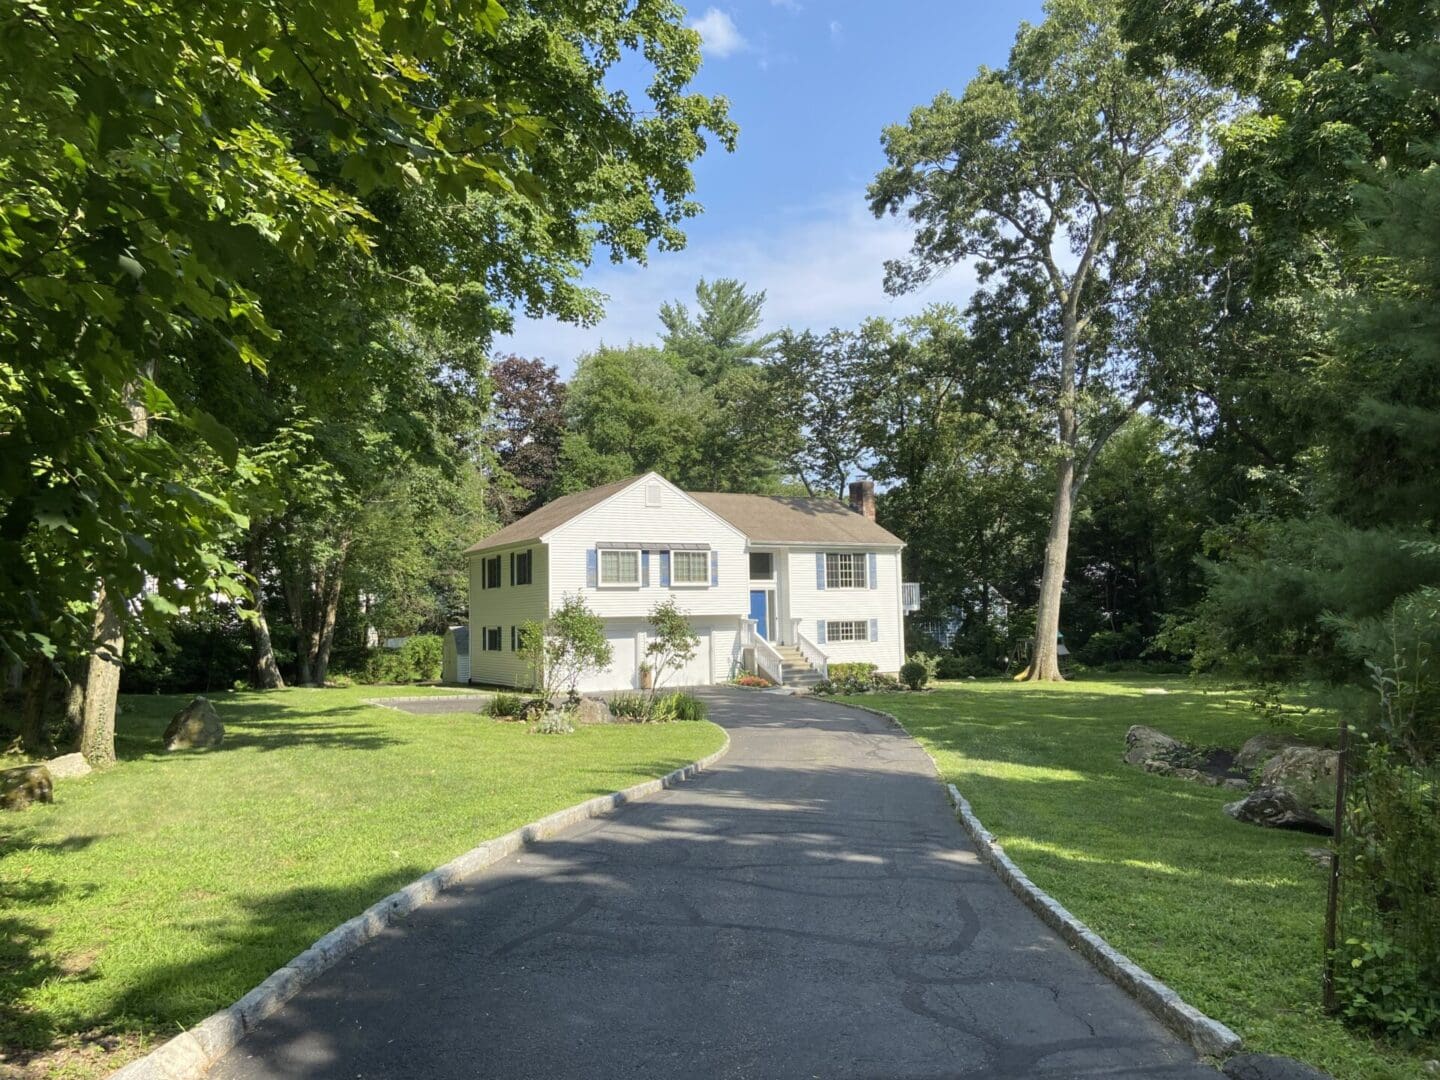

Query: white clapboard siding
[{"left": 787, "top": 548, "right": 905, "bottom": 672}]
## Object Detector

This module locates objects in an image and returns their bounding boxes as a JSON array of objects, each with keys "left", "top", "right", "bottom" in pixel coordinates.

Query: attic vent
[{"left": 645, "top": 482, "right": 662, "bottom": 508}]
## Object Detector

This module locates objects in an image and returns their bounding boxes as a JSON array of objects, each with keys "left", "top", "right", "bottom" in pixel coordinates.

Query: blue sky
[{"left": 498, "top": 1, "right": 1047, "bottom": 374}]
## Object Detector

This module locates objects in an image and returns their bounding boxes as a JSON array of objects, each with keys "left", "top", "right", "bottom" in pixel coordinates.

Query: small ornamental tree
[
  {"left": 646, "top": 598, "right": 701, "bottom": 704},
  {"left": 519, "top": 593, "right": 612, "bottom": 704}
]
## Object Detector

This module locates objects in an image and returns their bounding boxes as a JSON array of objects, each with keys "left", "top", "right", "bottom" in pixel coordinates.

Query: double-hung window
[
  {"left": 482, "top": 626, "right": 502, "bottom": 651},
  {"left": 826, "top": 620, "right": 867, "bottom": 642},
  {"left": 825, "top": 552, "right": 867, "bottom": 589},
  {"left": 515, "top": 549, "right": 533, "bottom": 586},
  {"left": 672, "top": 550, "right": 709, "bottom": 586},
  {"left": 483, "top": 556, "right": 501, "bottom": 589},
  {"left": 599, "top": 549, "right": 640, "bottom": 587}
]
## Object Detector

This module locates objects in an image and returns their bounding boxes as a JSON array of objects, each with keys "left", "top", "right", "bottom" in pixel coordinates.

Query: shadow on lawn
[{"left": 114, "top": 702, "right": 404, "bottom": 762}]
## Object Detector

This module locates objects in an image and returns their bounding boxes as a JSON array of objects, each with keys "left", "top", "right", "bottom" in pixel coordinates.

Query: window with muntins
[
  {"left": 825, "top": 552, "right": 867, "bottom": 589},
  {"left": 484, "top": 556, "right": 501, "bottom": 589},
  {"left": 599, "top": 549, "right": 640, "bottom": 586},
  {"left": 515, "top": 549, "right": 533, "bottom": 586},
  {"left": 672, "top": 550, "right": 709, "bottom": 585},
  {"left": 749, "top": 552, "right": 774, "bottom": 580},
  {"left": 826, "top": 620, "right": 867, "bottom": 642}
]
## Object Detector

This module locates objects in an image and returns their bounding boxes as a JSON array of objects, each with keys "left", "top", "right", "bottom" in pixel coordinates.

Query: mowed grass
[
  {"left": 0, "top": 687, "right": 725, "bottom": 1077},
  {"left": 871, "top": 677, "right": 1436, "bottom": 1080}
]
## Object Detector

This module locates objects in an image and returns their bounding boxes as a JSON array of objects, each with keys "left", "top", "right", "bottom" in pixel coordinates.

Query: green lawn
[
  {"left": 0, "top": 687, "right": 725, "bottom": 1078},
  {"left": 870, "top": 677, "right": 1435, "bottom": 1080}
]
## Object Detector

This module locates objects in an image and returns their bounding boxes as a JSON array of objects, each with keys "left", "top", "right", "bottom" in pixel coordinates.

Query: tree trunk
[
  {"left": 243, "top": 530, "right": 284, "bottom": 689},
  {"left": 281, "top": 561, "right": 315, "bottom": 685},
  {"left": 19, "top": 656, "right": 54, "bottom": 755},
  {"left": 78, "top": 591, "right": 124, "bottom": 767},
  {"left": 311, "top": 543, "right": 349, "bottom": 686},
  {"left": 1024, "top": 457, "right": 1075, "bottom": 681}
]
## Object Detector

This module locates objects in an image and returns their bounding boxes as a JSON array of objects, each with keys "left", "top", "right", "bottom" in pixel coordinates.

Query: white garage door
[
  {"left": 578, "top": 624, "right": 638, "bottom": 693},
  {"left": 663, "top": 625, "right": 712, "bottom": 688}
]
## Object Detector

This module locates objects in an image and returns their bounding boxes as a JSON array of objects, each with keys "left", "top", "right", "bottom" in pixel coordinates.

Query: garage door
[
  {"left": 664, "top": 625, "right": 712, "bottom": 688},
  {"left": 578, "top": 624, "right": 638, "bottom": 693}
]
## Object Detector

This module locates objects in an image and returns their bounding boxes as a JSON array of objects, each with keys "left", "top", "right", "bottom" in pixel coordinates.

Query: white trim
[{"left": 597, "top": 548, "right": 641, "bottom": 588}]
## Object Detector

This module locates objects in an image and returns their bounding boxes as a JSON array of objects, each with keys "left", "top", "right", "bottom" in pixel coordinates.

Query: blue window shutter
[
  {"left": 869, "top": 618, "right": 879, "bottom": 642},
  {"left": 710, "top": 550, "right": 719, "bottom": 587},
  {"left": 586, "top": 548, "right": 597, "bottom": 587},
  {"left": 816, "top": 552, "right": 826, "bottom": 590},
  {"left": 868, "top": 552, "right": 878, "bottom": 589},
  {"left": 817, "top": 620, "right": 827, "bottom": 644},
  {"left": 660, "top": 551, "right": 671, "bottom": 587},
  {"left": 641, "top": 551, "right": 651, "bottom": 587}
]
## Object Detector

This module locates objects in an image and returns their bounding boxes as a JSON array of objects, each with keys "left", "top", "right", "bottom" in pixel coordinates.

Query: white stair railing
[
  {"left": 793, "top": 627, "right": 829, "bottom": 679},
  {"left": 742, "top": 618, "right": 785, "bottom": 684}
]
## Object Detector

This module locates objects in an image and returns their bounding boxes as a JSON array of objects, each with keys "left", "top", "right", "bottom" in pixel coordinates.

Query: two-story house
[{"left": 464, "top": 472, "right": 908, "bottom": 692}]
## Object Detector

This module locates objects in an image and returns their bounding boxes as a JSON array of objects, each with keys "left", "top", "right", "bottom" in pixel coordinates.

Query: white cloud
[
  {"left": 689, "top": 8, "right": 747, "bottom": 58},
  {"left": 770, "top": 0, "right": 802, "bottom": 10},
  {"left": 493, "top": 195, "right": 977, "bottom": 375},
  {"left": 829, "top": 19, "right": 843, "bottom": 38}
]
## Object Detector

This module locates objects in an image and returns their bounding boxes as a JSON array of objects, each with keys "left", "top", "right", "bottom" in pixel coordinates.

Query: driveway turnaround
[{"left": 212, "top": 689, "right": 1218, "bottom": 1079}]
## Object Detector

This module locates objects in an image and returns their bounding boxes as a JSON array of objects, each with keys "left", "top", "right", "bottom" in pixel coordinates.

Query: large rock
[
  {"left": 1223, "top": 1052, "right": 1335, "bottom": 1080},
  {"left": 574, "top": 697, "right": 614, "bottom": 725},
  {"left": 163, "top": 696, "right": 224, "bottom": 751},
  {"left": 44, "top": 752, "right": 92, "bottom": 780},
  {"left": 1237, "top": 732, "right": 1308, "bottom": 771},
  {"left": 1260, "top": 745, "right": 1339, "bottom": 809},
  {"left": 2, "top": 765, "right": 54, "bottom": 811},
  {"left": 1143, "top": 759, "right": 1220, "bottom": 787},
  {"left": 1225, "top": 786, "right": 1332, "bottom": 835},
  {"left": 1124, "top": 724, "right": 1183, "bottom": 766}
]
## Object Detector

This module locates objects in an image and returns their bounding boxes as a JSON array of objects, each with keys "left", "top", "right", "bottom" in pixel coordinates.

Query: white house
[{"left": 464, "top": 473, "right": 911, "bottom": 692}]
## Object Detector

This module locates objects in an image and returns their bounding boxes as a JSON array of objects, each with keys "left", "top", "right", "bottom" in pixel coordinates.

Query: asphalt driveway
[{"left": 212, "top": 688, "right": 1217, "bottom": 1079}]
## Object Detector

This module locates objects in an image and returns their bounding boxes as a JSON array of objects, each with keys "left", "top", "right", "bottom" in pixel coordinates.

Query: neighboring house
[
  {"left": 441, "top": 625, "right": 470, "bottom": 684},
  {"left": 464, "top": 472, "right": 909, "bottom": 692}
]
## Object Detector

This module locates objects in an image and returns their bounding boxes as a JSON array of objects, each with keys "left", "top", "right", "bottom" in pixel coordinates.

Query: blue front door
[{"left": 749, "top": 590, "right": 769, "bottom": 639}]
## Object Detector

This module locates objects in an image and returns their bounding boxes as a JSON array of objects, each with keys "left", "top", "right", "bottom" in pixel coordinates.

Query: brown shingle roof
[
  {"left": 463, "top": 476, "right": 905, "bottom": 553},
  {"left": 464, "top": 476, "right": 641, "bottom": 553},
  {"left": 688, "top": 492, "right": 904, "bottom": 547}
]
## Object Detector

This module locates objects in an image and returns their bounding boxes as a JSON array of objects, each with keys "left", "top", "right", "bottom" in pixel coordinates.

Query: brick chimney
[{"left": 848, "top": 479, "right": 876, "bottom": 521}]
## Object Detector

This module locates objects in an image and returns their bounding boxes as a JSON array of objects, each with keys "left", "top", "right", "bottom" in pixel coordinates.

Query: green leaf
[{"left": 189, "top": 409, "right": 240, "bottom": 468}]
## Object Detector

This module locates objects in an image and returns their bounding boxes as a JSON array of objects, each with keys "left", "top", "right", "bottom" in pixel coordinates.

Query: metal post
[{"left": 1323, "top": 713, "right": 1350, "bottom": 1012}]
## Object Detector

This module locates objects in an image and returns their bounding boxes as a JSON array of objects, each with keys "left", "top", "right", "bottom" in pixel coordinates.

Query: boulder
[
  {"left": 1225, "top": 786, "right": 1332, "bottom": 835},
  {"left": 573, "top": 697, "right": 614, "bottom": 725},
  {"left": 1223, "top": 1052, "right": 1335, "bottom": 1080},
  {"left": 44, "top": 753, "right": 92, "bottom": 780},
  {"left": 519, "top": 698, "right": 550, "bottom": 722},
  {"left": 1124, "top": 724, "right": 1183, "bottom": 766},
  {"left": 1143, "top": 759, "right": 1219, "bottom": 786},
  {"left": 163, "top": 696, "right": 224, "bottom": 751},
  {"left": 1260, "top": 745, "right": 1339, "bottom": 809},
  {"left": 1222, "top": 777, "right": 1251, "bottom": 793},
  {"left": 2, "top": 765, "right": 54, "bottom": 811},
  {"left": 1237, "top": 732, "right": 1308, "bottom": 772}
]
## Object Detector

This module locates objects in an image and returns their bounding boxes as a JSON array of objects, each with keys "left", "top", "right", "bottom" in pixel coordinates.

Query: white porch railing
[
  {"left": 742, "top": 618, "right": 785, "bottom": 685},
  {"left": 793, "top": 622, "right": 829, "bottom": 679}
]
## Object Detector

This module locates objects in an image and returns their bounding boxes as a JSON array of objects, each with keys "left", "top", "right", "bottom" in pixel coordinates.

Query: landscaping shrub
[
  {"left": 900, "top": 658, "right": 931, "bottom": 690},
  {"left": 871, "top": 673, "right": 902, "bottom": 692},
  {"left": 828, "top": 662, "right": 877, "bottom": 682},
  {"left": 531, "top": 710, "right": 575, "bottom": 735},
  {"left": 811, "top": 678, "right": 834, "bottom": 695},
  {"left": 485, "top": 692, "right": 525, "bottom": 719},
  {"left": 356, "top": 634, "right": 443, "bottom": 684},
  {"left": 1074, "top": 624, "right": 1146, "bottom": 666},
  {"left": 734, "top": 674, "right": 773, "bottom": 688},
  {"left": 610, "top": 693, "right": 650, "bottom": 721},
  {"left": 936, "top": 654, "right": 994, "bottom": 679},
  {"left": 652, "top": 691, "right": 707, "bottom": 723}
]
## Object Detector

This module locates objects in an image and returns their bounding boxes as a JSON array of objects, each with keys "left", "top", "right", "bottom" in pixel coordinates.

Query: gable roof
[
  {"left": 688, "top": 492, "right": 904, "bottom": 547},
  {"left": 464, "top": 476, "right": 905, "bottom": 553},
  {"left": 464, "top": 475, "right": 641, "bottom": 553}
]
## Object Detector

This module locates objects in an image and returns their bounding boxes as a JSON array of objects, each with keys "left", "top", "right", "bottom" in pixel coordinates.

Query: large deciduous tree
[
  {"left": 488, "top": 356, "right": 568, "bottom": 520},
  {"left": 0, "top": 0, "right": 734, "bottom": 756},
  {"left": 869, "top": 0, "right": 1217, "bottom": 679}
]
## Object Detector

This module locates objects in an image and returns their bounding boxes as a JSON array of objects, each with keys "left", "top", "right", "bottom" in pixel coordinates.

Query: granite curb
[
  {"left": 108, "top": 732, "right": 731, "bottom": 1080},
  {"left": 831, "top": 697, "right": 1243, "bottom": 1060}
]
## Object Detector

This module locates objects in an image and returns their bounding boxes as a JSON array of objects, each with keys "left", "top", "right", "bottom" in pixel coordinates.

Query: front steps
[{"left": 773, "top": 644, "right": 823, "bottom": 690}]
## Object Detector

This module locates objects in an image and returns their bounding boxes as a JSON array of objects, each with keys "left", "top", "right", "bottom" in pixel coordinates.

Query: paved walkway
[{"left": 213, "top": 689, "right": 1217, "bottom": 1079}]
